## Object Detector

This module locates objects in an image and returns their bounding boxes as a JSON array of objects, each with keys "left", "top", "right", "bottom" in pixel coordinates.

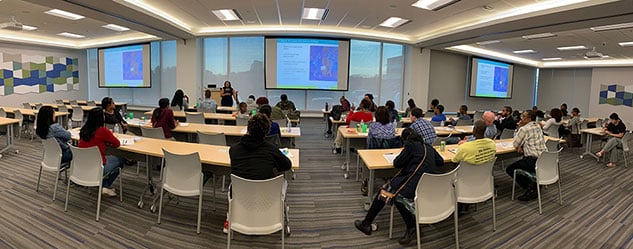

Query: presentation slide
[
  {"left": 98, "top": 44, "right": 151, "bottom": 88},
  {"left": 469, "top": 58, "right": 513, "bottom": 98},
  {"left": 265, "top": 37, "right": 350, "bottom": 91}
]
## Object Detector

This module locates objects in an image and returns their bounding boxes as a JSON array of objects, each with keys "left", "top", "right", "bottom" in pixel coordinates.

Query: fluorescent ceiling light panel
[
  {"left": 513, "top": 49, "right": 536, "bottom": 54},
  {"left": 557, "top": 45, "right": 587, "bottom": 51},
  {"left": 302, "top": 8, "right": 327, "bottom": 20},
  {"left": 379, "top": 17, "right": 410, "bottom": 28},
  {"left": 411, "top": 0, "right": 460, "bottom": 11},
  {"left": 522, "top": 33, "right": 556, "bottom": 39},
  {"left": 57, "top": 32, "right": 85, "bottom": 39},
  {"left": 590, "top": 22, "right": 633, "bottom": 31},
  {"left": 123, "top": 0, "right": 191, "bottom": 31},
  {"left": 212, "top": 9, "right": 241, "bottom": 21},
  {"left": 542, "top": 57, "right": 562, "bottom": 61},
  {"left": 618, "top": 41, "right": 633, "bottom": 47},
  {"left": 102, "top": 24, "right": 130, "bottom": 32},
  {"left": 21, "top": 25, "right": 37, "bottom": 31},
  {"left": 476, "top": 40, "right": 501, "bottom": 45},
  {"left": 45, "top": 9, "right": 84, "bottom": 20}
]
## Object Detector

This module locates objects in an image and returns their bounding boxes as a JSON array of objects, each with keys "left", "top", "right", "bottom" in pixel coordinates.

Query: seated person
[
  {"left": 102, "top": 97, "right": 128, "bottom": 133},
  {"left": 428, "top": 98, "right": 439, "bottom": 113},
  {"left": 233, "top": 102, "right": 250, "bottom": 118},
  {"left": 246, "top": 95, "right": 258, "bottom": 113},
  {"left": 449, "top": 105, "right": 472, "bottom": 126},
  {"left": 540, "top": 108, "right": 563, "bottom": 137},
  {"left": 596, "top": 113, "right": 627, "bottom": 167},
  {"left": 258, "top": 104, "right": 281, "bottom": 137},
  {"left": 567, "top": 107, "right": 582, "bottom": 133},
  {"left": 198, "top": 89, "right": 217, "bottom": 113},
  {"left": 151, "top": 98, "right": 179, "bottom": 139},
  {"left": 560, "top": 103, "right": 568, "bottom": 117},
  {"left": 494, "top": 106, "right": 517, "bottom": 133},
  {"left": 36, "top": 106, "right": 72, "bottom": 163},
  {"left": 385, "top": 100, "right": 400, "bottom": 123},
  {"left": 333, "top": 99, "right": 374, "bottom": 154},
  {"left": 364, "top": 93, "right": 378, "bottom": 112},
  {"left": 452, "top": 120, "right": 496, "bottom": 165},
  {"left": 367, "top": 106, "right": 396, "bottom": 146},
  {"left": 276, "top": 94, "right": 301, "bottom": 120},
  {"left": 354, "top": 127, "right": 444, "bottom": 245},
  {"left": 409, "top": 107, "right": 437, "bottom": 145},
  {"left": 326, "top": 96, "right": 352, "bottom": 134},
  {"left": 430, "top": 104, "right": 446, "bottom": 123},
  {"left": 403, "top": 98, "right": 416, "bottom": 118},
  {"left": 171, "top": 89, "right": 189, "bottom": 111},
  {"left": 256, "top": 97, "right": 286, "bottom": 120},
  {"left": 459, "top": 111, "right": 497, "bottom": 144},
  {"left": 532, "top": 106, "right": 545, "bottom": 119}
]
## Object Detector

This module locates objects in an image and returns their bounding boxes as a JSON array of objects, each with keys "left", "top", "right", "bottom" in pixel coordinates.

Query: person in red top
[
  {"left": 333, "top": 99, "right": 374, "bottom": 154},
  {"left": 78, "top": 108, "right": 125, "bottom": 197},
  {"left": 151, "top": 98, "right": 179, "bottom": 139}
]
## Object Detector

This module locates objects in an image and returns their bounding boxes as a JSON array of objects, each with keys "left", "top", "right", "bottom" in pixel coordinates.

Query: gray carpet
[{"left": 0, "top": 118, "right": 632, "bottom": 248}]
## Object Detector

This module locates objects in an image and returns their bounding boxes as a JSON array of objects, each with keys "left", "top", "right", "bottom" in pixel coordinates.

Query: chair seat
[
  {"left": 231, "top": 222, "right": 283, "bottom": 235},
  {"left": 539, "top": 176, "right": 559, "bottom": 186},
  {"left": 69, "top": 176, "right": 100, "bottom": 187},
  {"left": 41, "top": 162, "right": 62, "bottom": 171},
  {"left": 418, "top": 207, "right": 455, "bottom": 224},
  {"left": 457, "top": 193, "right": 493, "bottom": 204},
  {"left": 163, "top": 183, "right": 200, "bottom": 197}
]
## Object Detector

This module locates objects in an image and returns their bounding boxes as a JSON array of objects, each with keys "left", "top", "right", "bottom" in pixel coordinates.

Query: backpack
[{"left": 330, "top": 105, "right": 344, "bottom": 120}]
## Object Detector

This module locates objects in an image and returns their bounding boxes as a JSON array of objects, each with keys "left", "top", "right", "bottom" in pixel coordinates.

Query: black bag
[{"left": 330, "top": 105, "right": 344, "bottom": 120}]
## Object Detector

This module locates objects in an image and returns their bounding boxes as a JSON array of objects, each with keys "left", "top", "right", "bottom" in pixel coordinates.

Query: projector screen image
[
  {"left": 265, "top": 37, "right": 350, "bottom": 90},
  {"left": 98, "top": 43, "right": 151, "bottom": 88},
  {"left": 469, "top": 57, "right": 513, "bottom": 98}
]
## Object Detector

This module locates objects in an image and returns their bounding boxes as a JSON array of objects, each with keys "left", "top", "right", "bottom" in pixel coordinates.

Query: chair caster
[
  {"left": 371, "top": 223, "right": 377, "bottom": 231},
  {"left": 579, "top": 155, "right": 583, "bottom": 159},
  {"left": 138, "top": 200, "right": 144, "bottom": 209},
  {"left": 364, "top": 202, "right": 370, "bottom": 211},
  {"left": 150, "top": 204, "right": 157, "bottom": 213},
  {"left": 285, "top": 226, "right": 291, "bottom": 237},
  {"left": 344, "top": 173, "right": 349, "bottom": 179}
]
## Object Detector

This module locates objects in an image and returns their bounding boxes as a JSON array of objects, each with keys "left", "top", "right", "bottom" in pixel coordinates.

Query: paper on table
[
  {"left": 448, "top": 148, "right": 458, "bottom": 154},
  {"left": 119, "top": 138, "right": 134, "bottom": 145},
  {"left": 240, "top": 128, "right": 247, "bottom": 134},
  {"left": 497, "top": 142, "right": 514, "bottom": 149},
  {"left": 383, "top": 153, "right": 398, "bottom": 164},
  {"left": 179, "top": 122, "right": 189, "bottom": 127},
  {"left": 279, "top": 148, "right": 294, "bottom": 158}
]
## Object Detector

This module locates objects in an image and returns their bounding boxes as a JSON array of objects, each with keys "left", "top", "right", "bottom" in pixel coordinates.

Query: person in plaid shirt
[{"left": 408, "top": 107, "right": 437, "bottom": 145}]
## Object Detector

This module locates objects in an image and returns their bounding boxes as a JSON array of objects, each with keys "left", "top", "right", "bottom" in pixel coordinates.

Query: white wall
[
  {"left": 589, "top": 67, "right": 633, "bottom": 123},
  {"left": 403, "top": 46, "right": 430, "bottom": 110},
  {"left": 0, "top": 42, "right": 86, "bottom": 107},
  {"left": 537, "top": 68, "right": 592, "bottom": 115}
]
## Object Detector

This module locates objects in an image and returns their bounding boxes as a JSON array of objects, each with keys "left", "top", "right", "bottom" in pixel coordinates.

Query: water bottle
[
  {"left": 119, "top": 109, "right": 124, "bottom": 119},
  {"left": 360, "top": 120, "right": 366, "bottom": 133},
  {"left": 440, "top": 141, "right": 446, "bottom": 151},
  {"left": 67, "top": 118, "right": 72, "bottom": 129},
  {"left": 113, "top": 123, "right": 121, "bottom": 134},
  {"left": 325, "top": 102, "right": 329, "bottom": 111},
  {"left": 286, "top": 119, "right": 292, "bottom": 132},
  {"left": 440, "top": 120, "right": 445, "bottom": 126}
]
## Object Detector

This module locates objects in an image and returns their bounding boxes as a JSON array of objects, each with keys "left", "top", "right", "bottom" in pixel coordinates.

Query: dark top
[
  {"left": 268, "top": 122, "right": 281, "bottom": 136},
  {"left": 229, "top": 135, "right": 292, "bottom": 180},
  {"left": 390, "top": 141, "right": 443, "bottom": 198},
  {"left": 607, "top": 121, "right": 626, "bottom": 135},
  {"left": 151, "top": 108, "right": 177, "bottom": 138},
  {"left": 494, "top": 116, "right": 517, "bottom": 132},
  {"left": 104, "top": 111, "right": 128, "bottom": 132},
  {"left": 388, "top": 108, "right": 400, "bottom": 123},
  {"left": 221, "top": 86, "right": 234, "bottom": 107}
]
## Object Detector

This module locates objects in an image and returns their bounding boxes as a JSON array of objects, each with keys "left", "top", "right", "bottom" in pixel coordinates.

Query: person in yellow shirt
[{"left": 452, "top": 120, "right": 496, "bottom": 165}]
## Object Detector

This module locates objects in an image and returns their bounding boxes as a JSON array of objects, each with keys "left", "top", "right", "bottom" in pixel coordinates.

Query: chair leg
[
  {"left": 119, "top": 168, "right": 123, "bottom": 202},
  {"left": 492, "top": 194, "right": 496, "bottom": 231},
  {"left": 197, "top": 193, "right": 203, "bottom": 234},
  {"left": 136, "top": 161, "right": 140, "bottom": 175},
  {"left": 558, "top": 180, "right": 563, "bottom": 205},
  {"left": 227, "top": 215, "right": 231, "bottom": 249},
  {"left": 36, "top": 166, "right": 43, "bottom": 192},
  {"left": 537, "top": 182, "right": 542, "bottom": 215},
  {"left": 416, "top": 216, "right": 421, "bottom": 249},
  {"left": 511, "top": 170, "right": 517, "bottom": 200},
  {"left": 388, "top": 205, "right": 394, "bottom": 239},
  {"left": 53, "top": 169, "right": 61, "bottom": 201},
  {"left": 212, "top": 175, "right": 216, "bottom": 211},
  {"left": 96, "top": 186, "right": 102, "bottom": 221},
  {"left": 64, "top": 178, "right": 71, "bottom": 211},
  {"left": 222, "top": 175, "right": 226, "bottom": 192},
  {"left": 157, "top": 187, "right": 164, "bottom": 224},
  {"left": 454, "top": 208, "right": 459, "bottom": 249}
]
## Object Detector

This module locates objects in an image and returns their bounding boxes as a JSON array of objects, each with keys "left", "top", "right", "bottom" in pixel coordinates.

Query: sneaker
[
  {"left": 223, "top": 219, "right": 229, "bottom": 234},
  {"left": 101, "top": 187, "right": 117, "bottom": 197},
  {"left": 518, "top": 188, "right": 537, "bottom": 202},
  {"left": 332, "top": 148, "right": 341, "bottom": 154}
]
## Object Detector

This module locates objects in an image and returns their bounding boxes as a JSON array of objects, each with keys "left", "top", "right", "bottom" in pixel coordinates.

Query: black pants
[
  {"left": 505, "top": 156, "right": 537, "bottom": 190},
  {"left": 362, "top": 194, "right": 416, "bottom": 230}
]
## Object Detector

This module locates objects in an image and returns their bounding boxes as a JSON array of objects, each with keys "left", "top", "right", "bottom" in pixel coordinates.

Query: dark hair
[
  {"left": 436, "top": 104, "right": 444, "bottom": 113},
  {"left": 365, "top": 93, "right": 374, "bottom": 100},
  {"left": 532, "top": 106, "right": 538, "bottom": 111},
  {"left": 561, "top": 103, "right": 567, "bottom": 109},
  {"left": 259, "top": 104, "right": 272, "bottom": 118},
  {"left": 375, "top": 106, "right": 390, "bottom": 125},
  {"left": 525, "top": 110, "right": 536, "bottom": 121},
  {"left": 503, "top": 106, "right": 513, "bottom": 113},
  {"left": 550, "top": 108, "right": 563, "bottom": 122},
  {"left": 473, "top": 120, "right": 487, "bottom": 139},
  {"left": 280, "top": 94, "right": 288, "bottom": 101},
  {"left": 80, "top": 107, "right": 105, "bottom": 142},
  {"left": 101, "top": 97, "right": 113, "bottom": 109},
  {"left": 385, "top": 100, "right": 395, "bottom": 110},
  {"left": 205, "top": 90, "right": 211, "bottom": 99},
  {"left": 224, "top": 81, "right": 232, "bottom": 88},
  {"left": 256, "top": 97, "right": 269, "bottom": 106},
  {"left": 359, "top": 99, "right": 371, "bottom": 110},
  {"left": 430, "top": 99, "right": 439, "bottom": 108},
  {"left": 171, "top": 89, "right": 185, "bottom": 108},
  {"left": 36, "top": 106, "right": 55, "bottom": 139},
  {"left": 153, "top": 98, "right": 170, "bottom": 122},
  {"left": 460, "top": 105, "right": 468, "bottom": 113},
  {"left": 411, "top": 107, "right": 424, "bottom": 118},
  {"left": 407, "top": 98, "right": 416, "bottom": 108},
  {"left": 239, "top": 102, "right": 247, "bottom": 109},
  {"left": 610, "top": 113, "right": 620, "bottom": 120},
  {"left": 247, "top": 113, "right": 270, "bottom": 139},
  {"left": 572, "top": 107, "right": 580, "bottom": 114},
  {"left": 401, "top": 127, "right": 423, "bottom": 143},
  {"left": 248, "top": 95, "right": 255, "bottom": 100}
]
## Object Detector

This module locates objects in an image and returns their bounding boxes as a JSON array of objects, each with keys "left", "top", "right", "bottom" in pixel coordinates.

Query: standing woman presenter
[{"left": 221, "top": 81, "right": 238, "bottom": 107}]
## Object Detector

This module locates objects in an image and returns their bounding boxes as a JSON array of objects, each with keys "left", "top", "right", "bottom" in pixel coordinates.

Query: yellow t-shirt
[{"left": 451, "top": 138, "right": 496, "bottom": 165}]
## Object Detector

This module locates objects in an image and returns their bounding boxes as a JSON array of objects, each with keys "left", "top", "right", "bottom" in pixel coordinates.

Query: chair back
[
  {"left": 367, "top": 136, "right": 402, "bottom": 149},
  {"left": 70, "top": 100, "right": 78, "bottom": 105},
  {"left": 71, "top": 106, "right": 84, "bottom": 122},
  {"left": 455, "top": 119, "right": 473, "bottom": 126},
  {"left": 55, "top": 99, "right": 64, "bottom": 104},
  {"left": 430, "top": 121, "right": 442, "bottom": 127},
  {"left": 141, "top": 126, "right": 166, "bottom": 139},
  {"left": 35, "top": 103, "right": 43, "bottom": 110},
  {"left": 68, "top": 146, "right": 103, "bottom": 187},
  {"left": 546, "top": 139, "right": 559, "bottom": 152},
  {"left": 621, "top": 132, "right": 632, "bottom": 153},
  {"left": 580, "top": 119, "right": 589, "bottom": 130},
  {"left": 41, "top": 138, "right": 63, "bottom": 171},
  {"left": 185, "top": 112, "right": 205, "bottom": 124},
  {"left": 161, "top": 149, "right": 202, "bottom": 196},
  {"left": 499, "top": 128, "right": 515, "bottom": 139},
  {"left": 415, "top": 166, "right": 459, "bottom": 224},
  {"left": 13, "top": 109, "right": 24, "bottom": 126},
  {"left": 265, "top": 134, "right": 281, "bottom": 148},
  {"left": 229, "top": 174, "right": 284, "bottom": 234},
  {"left": 535, "top": 150, "right": 560, "bottom": 186},
  {"left": 456, "top": 158, "right": 496, "bottom": 203},
  {"left": 596, "top": 118, "right": 603, "bottom": 128},
  {"left": 197, "top": 131, "right": 226, "bottom": 146},
  {"left": 432, "top": 136, "right": 450, "bottom": 146},
  {"left": 236, "top": 116, "right": 249, "bottom": 126},
  {"left": 543, "top": 123, "right": 560, "bottom": 138},
  {"left": 0, "top": 108, "right": 5, "bottom": 118},
  {"left": 23, "top": 103, "right": 32, "bottom": 109},
  {"left": 58, "top": 105, "right": 68, "bottom": 113},
  {"left": 87, "top": 100, "right": 96, "bottom": 106},
  {"left": 473, "top": 111, "right": 484, "bottom": 121}
]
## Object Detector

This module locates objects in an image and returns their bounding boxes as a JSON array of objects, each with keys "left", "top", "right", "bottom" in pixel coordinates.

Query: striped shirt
[
  {"left": 513, "top": 122, "right": 546, "bottom": 158},
  {"left": 368, "top": 122, "right": 396, "bottom": 141},
  {"left": 410, "top": 118, "right": 437, "bottom": 145}
]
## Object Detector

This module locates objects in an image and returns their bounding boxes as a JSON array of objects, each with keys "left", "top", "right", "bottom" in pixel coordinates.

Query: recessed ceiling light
[
  {"left": 302, "top": 8, "right": 328, "bottom": 20},
  {"left": 557, "top": 45, "right": 587, "bottom": 51},
  {"left": 521, "top": 33, "right": 556, "bottom": 40},
  {"left": 476, "top": 40, "right": 501, "bottom": 45},
  {"left": 212, "top": 9, "right": 241, "bottom": 21},
  {"left": 57, "top": 32, "right": 85, "bottom": 39},
  {"left": 590, "top": 22, "right": 633, "bottom": 32},
  {"left": 21, "top": 25, "right": 37, "bottom": 31},
  {"left": 411, "top": 0, "right": 460, "bottom": 11},
  {"left": 102, "top": 24, "right": 130, "bottom": 32},
  {"left": 542, "top": 57, "right": 562, "bottom": 61},
  {"left": 44, "top": 9, "right": 84, "bottom": 20},
  {"left": 379, "top": 17, "right": 410, "bottom": 28},
  {"left": 513, "top": 49, "right": 536, "bottom": 54},
  {"left": 618, "top": 41, "right": 633, "bottom": 47}
]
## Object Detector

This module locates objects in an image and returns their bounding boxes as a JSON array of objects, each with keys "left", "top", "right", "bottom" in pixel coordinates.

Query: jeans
[
  {"left": 362, "top": 194, "right": 416, "bottom": 230},
  {"left": 103, "top": 155, "right": 125, "bottom": 187},
  {"left": 603, "top": 137, "right": 623, "bottom": 163},
  {"left": 505, "top": 156, "right": 537, "bottom": 190},
  {"left": 61, "top": 148, "right": 73, "bottom": 164}
]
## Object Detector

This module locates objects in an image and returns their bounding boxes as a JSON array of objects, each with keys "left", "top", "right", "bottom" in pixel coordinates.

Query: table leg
[
  {"left": 580, "top": 133, "right": 599, "bottom": 160},
  {"left": 138, "top": 155, "right": 156, "bottom": 210},
  {"left": 365, "top": 169, "right": 375, "bottom": 210}
]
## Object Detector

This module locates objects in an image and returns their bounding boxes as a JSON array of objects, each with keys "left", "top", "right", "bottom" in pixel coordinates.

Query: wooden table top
[
  {"left": 0, "top": 106, "right": 69, "bottom": 117},
  {"left": 143, "top": 111, "right": 236, "bottom": 121},
  {"left": 126, "top": 119, "right": 301, "bottom": 138},
  {"left": 0, "top": 117, "right": 20, "bottom": 125},
  {"left": 580, "top": 127, "right": 606, "bottom": 136},
  {"left": 337, "top": 125, "right": 472, "bottom": 138},
  {"left": 62, "top": 100, "right": 127, "bottom": 106}
]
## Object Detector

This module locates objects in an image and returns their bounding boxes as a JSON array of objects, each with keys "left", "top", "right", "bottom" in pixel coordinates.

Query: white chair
[
  {"left": 455, "top": 119, "right": 473, "bottom": 126},
  {"left": 473, "top": 111, "right": 484, "bottom": 121},
  {"left": 236, "top": 116, "right": 249, "bottom": 126},
  {"left": 23, "top": 103, "right": 32, "bottom": 109},
  {"left": 65, "top": 146, "right": 123, "bottom": 221},
  {"left": 87, "top": 100, "right": 96, "bottom": 106},
  {"left": 432, "top": 136, "right": 450, "bottom": 146},
  {"left": 499, "top": 128, "right": 515, "bottom": 139},
  {"left": 546, "top": 139, "right": 560, "bottom": 152},
  {"left": 273, "top": 118, "right": 287, "bottom": 127},
  {"left": 388, "top": 167, "right": 460, "bottom": 249},
  {"left": 141, "top": 126, "right": 166, "bottom": 139},
  {"left": 37, "top": 138, "right": 70, "bottom": 201},
  {"left": 455, "top": 158, "right": 497, "bottom": 231},
  {"left": 71, "top": 106, "right": 84, "bottom": 127},
  {"left": 157, "top": 149, "right": 204, "bottom": 234},
  {"left": 55, "top": 99, "right": 64, "bottom": 105},
  {"left": 543, "top": 123, "right": 560, "bottom": 138},
  {"left": 430, "top": 121, "right": 442, "bottom": 127},
  {"left": 186, "top": 112, "right": 205, "bottom": 124},
  {"left": 13, "top": 109, "right": 25, "bottom": 138},
  {"left": 613, "top": 132, "right": 632, "bottom": 168},
  {"left": 0, "top": 108, "right": 5, "bottom": 118},
  {"left": 197, "top": 131, "right": 226, "bottom": 146},
  {"left": 512, "top": 150, "right": 563, "bottom": 214},
  {"left": 58, "top": 105, "right": 68, "bottom": 113},
  {"left": 227, "top": 174, "right": 287, "bottom": 249},
  {"left": 70, "top": 100, "right": 78, "bottom": 105}
]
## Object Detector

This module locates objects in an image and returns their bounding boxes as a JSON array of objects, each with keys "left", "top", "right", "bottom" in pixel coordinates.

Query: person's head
[
  {"left": 340, "top": 96, "right": 347, "bottom": 103},
  {"left": 502, "top": 106, "right": 513, "bottom": 117},
  {"left": 610, "top": 113, "right": 620, "bottom": 124},
  {"left": 532, "top": 106, "right": 539, "bottom": 111},
  {"left": 430, "top": 99, "right": 439, "bottom": 109},
  {"left": 571, "top": 107, "right": 580, "bottom": 116},
  {"left": 259, "top": 104, "right": 272, "bottom": 118},
  {"left": 172, "top": 89, "right": 185, "bottom": 106},
  {"left": 375, "top": 106, "right": 390, "bottom": 125},
  {"left": 407, "top": 98, "right": 416, "bottom": 108},
  {"left": 224, "top": 81, "right": 231, "bottom": 88},
  {"left": 483, "top": 111, "right": 495, "bottom": 125},
  {"left": 101, "top": 97, "right": 115, "bottom": 111},
  {"left": 239, "top": 102, "right": 247, "bottom": 113},
  {"left": 158, "top": 98, "right": 170, "bottom": 109},
  {"left": 256, "top": 97, "right": 269, "bottom": 107},
  {"left": 434, "top": 104, "right": 444, "bottom": 114},
  {"left": 401, "top": 127, "right": 424, "bottom": 143},
  {"left": 246, "top": 113, "right": 270, "bottom": 139},
  {"left": 35, "top": 106, "right": 55, "bottom": 139},
  {"left": 205, "top": 89, "right": 211, "bottom": 99},
  {"left": 522, "top": 110, "right": 537, "bottom": 122},
  {"left": 550, "top": 108, "right": 563, "bottom": 122},
  {"left": 280, "top": 94, "right": 288, "bottom": 101},
  {"left": 80, "top": 107, "right": 105, "bottom": 142},
  {"left": 385, "top": 100, "right": 395, "bottom": 110},
  {"left": 459, "top": 105, "right": 468, "bottom": 114},
  {"left": 359, "top": 99, "right": 371, "bottom": 111},
  {"left": 248, "top": 95, "right": 255, "bottom": 100},
  {"left": 410, "top": 107, "right": 424, "bottom": 120},
  {"left": 560, "top": 103, "right": 567, "bottom": 111},
  {"left": 364, "top": 93, "right": 374, "bottom": 101},
  {"left": 472, "top": 120, "right": 487, "bottom": 139}
]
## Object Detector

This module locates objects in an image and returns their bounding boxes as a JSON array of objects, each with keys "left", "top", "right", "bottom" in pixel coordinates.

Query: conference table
[
  {"left": 579, "top": 127, "right": 606, "bottom": 161},
  {"left": 29, "top": 103, "right": 97, "bottom": 112},
  {"left": 62, "top": 100, "right": 128, "bottom": 112},
  {"left": 143, "top": 110, "right": 236, "bottom": 124},
  {"left": 0, "top": 106, "right": 70, "bottom": 128},
  {"left": 0, "top": 117, "right": 20, "bottom": 158},
  {"left": 69, "top": 129, "right": 299, "bottom": 212}
]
